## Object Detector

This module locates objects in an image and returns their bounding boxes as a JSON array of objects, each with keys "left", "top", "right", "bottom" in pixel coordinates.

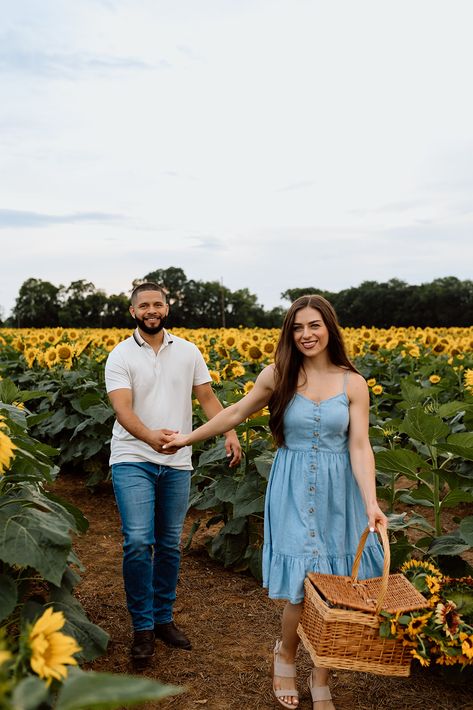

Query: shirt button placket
[{"left": 309, "top": 402, "right": 319, "bottom": 546}]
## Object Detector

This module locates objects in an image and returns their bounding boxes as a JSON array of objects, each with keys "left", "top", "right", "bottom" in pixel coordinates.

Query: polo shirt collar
[{"left": 133, "top": 328, "right": 174, "bottom": 348}]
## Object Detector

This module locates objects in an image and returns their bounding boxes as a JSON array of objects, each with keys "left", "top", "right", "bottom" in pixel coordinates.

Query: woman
[{"left": 165, "top": 295, "right": 387, "bottom": 709}]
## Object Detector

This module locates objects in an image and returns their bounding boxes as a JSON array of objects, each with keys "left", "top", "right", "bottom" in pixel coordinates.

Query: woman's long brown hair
[{"left": 269, "top": 295, "right": 359, "bottom": 447}]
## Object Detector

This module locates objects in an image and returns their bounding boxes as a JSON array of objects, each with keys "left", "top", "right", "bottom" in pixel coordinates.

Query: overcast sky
[{"left": 1, "top": 0, "right": 472, "bottom": 319}]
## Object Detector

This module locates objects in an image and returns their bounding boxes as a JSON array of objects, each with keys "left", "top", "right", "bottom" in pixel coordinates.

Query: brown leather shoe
[
  {"left": 131, "top": 629, "right": 155, "bottom": 668},
  {"left": 154, "top": 621, "right": 192, "bottom": 650}
]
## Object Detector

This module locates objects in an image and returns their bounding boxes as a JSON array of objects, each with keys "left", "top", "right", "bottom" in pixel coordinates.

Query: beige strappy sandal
[
  {"left": 307, "top": 671, "right": 334, "bottom": 709},
  {"left": 272, "top": 639, "right": 299, "bottom": 708}
]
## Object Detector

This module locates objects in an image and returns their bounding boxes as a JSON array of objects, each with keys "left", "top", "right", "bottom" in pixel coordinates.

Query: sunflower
[
  {"left": 464, "top": 369, "right": 473, "bottom": 393},
  {"left": 429, "top": 375, "right": 441, "bottom": 384},
  {"left": 426, "top": 575, "right": 442, "bottom": 595},
  {"left": 0, "top": 650, "right": 12, "bottom": 666},
  {"left": 406, "top": 611, "right": 432, "bottom": 637},
  {"left": 401, "top": 559, "right": 442, "bottom": 577},
  {"left": 223, "top": 334, "right": 237, "bottom": 349},
  {"left": 222, "top": 361, "right": 246, "bottom": 380},
  {"left": 23, "top": 348, "right": 38, "bottom": 368},
  {"left": 366, "top": 378, "right": 376, "bottom": 387},
  {"left": 410, "top": 648, "right": 430, "bottom": 667},
  {"left": 460, "top": 633, "right": 473, "bottom": 660},
  {"left": 28, "top": 607, "right": 81, "bottom": 685},
  {"left": 56, "top": 344, "right": 74, "bottom": 361},
  {"left": 209, "top": 369, "right": 221, "bottom": 385},
  {"left": 261, "top": 340, "right": 276, "bottom": 356},
  {"left": 243, "top": 381, "right": 255, "bottom": 394},
  {"left": 247, "top": 344, "right": 264, "bottom": 362},
  {"left": 0, "top": 419, "right": 17, "bottom": 474},
  {"left": 371, "top": 385, "right": 383, "bottom": 395},
  {"left": 44, "top": 348, "right": 60, "bottom": 368},
  {"left": 435, "top": 601, "right": 461, "bottom": 639}
]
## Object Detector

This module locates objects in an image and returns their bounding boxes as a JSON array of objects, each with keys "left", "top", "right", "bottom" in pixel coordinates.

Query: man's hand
[
  {"left": 224, "top": 430, "right": 242, "bottom": 467},
  {"left": 146, "top": 429, "right": 179, "bottom": 454}
]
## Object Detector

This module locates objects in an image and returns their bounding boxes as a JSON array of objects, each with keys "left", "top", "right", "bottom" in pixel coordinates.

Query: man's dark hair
[{"left": 130, "top": 282, "right": 167, "bottom": 305}]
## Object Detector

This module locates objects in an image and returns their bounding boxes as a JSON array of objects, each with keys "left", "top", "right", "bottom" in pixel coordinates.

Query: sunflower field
[{"left": 1, "top": 324, "right": 473, "bottom": 677}]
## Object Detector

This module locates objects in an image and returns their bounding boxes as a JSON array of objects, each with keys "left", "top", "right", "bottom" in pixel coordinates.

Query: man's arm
[
  {"left": 192, "top": 382, "right": 242, "bottom": 467},
  {"left": 108, "top": 388, "right": 177, "bottom": 454}
]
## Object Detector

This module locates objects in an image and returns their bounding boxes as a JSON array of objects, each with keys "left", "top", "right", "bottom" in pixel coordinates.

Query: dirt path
[{"left": 54, "top": 475, "right": 472, "bottom": 710}]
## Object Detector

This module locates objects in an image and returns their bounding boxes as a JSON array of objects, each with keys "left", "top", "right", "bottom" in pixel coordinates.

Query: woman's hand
[
  {"left": 162, "top": 433, "right": 190, "bottom": 451},
  {"left": 366, "top": 503, "right": 388, "bottom": 532}
]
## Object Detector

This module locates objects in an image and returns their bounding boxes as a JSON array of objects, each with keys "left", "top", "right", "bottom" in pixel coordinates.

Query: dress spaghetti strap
[{"left": 343, "top": 369, "right": 350, "bottom": 394}]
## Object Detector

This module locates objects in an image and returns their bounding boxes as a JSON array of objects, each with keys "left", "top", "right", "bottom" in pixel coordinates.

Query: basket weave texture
[{"left": 297, "top": 525, "right": 427, "bottom": 677}]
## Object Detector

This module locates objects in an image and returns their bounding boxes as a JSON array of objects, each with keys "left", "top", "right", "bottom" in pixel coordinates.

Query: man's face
[{"left": 129, "top": 290, "right": 169, "bottom": 335}]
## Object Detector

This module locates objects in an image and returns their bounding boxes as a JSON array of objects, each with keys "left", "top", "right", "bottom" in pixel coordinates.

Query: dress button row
[
  {"left": 312, "top": 445, "right": 318, "bottom": 450},
  {"left": 313, "top": 432, "right": 319, "bottom": 437},
  {"left": 309, "top": 507, "right": 314, "bottom": 513},
  {"left": 309, "top": 486, "right": 315, "bottom": 492},
  {"left": 310, "top": 531, "right": 316, "bottom": 538}
]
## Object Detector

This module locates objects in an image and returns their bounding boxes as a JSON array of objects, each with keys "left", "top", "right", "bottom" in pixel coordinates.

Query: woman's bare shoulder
[
  {"left": 256, "top": 363, "right": 277, "bottom": 389},
  {"left": 346, "top": 371, "right": 369, "bottom": 398}
]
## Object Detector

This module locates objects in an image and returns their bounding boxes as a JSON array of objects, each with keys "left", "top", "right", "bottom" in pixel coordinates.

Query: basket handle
[{"left": 351, "top": 523, "right": 390, "bottom": 615}]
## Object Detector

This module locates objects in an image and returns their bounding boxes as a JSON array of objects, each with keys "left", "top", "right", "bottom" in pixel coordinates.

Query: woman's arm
[
  {"left": 163, "top": 365, "right": 276, "bottom": 450},
  {"left": 347, "top": 374, "right": 388, "bottom": 530}
]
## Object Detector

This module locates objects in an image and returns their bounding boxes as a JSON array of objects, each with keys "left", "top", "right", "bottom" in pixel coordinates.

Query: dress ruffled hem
[{"left": 262, "top": 543, "right": 385, "bottom": 605}]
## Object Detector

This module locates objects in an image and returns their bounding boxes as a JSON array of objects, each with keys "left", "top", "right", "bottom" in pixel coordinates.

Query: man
[{"left": 105, "top": 282, "right": 241, "bottom": 667}]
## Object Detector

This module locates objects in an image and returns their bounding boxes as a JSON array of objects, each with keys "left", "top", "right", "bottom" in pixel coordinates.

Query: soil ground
[{"left": 54, "top": 475, "right": 473, "bottom": 710}]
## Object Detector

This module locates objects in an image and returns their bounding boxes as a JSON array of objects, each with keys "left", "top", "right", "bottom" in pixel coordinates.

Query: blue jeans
[{"left": 112, "top": 462, "right": 191, "bottom": 631}]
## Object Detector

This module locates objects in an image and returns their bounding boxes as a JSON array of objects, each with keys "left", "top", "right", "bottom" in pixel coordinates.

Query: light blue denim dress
[{"left": 262, "top": 378, "right": 384, "bottom": 604}]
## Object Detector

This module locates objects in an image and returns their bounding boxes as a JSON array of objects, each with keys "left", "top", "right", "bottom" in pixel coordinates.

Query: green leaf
[
  {"left": 48, "top": 589, "right": 109, "bottom": 662},
  {"left": 399, "top": 485, "right": 435, "bottom": 507},
  {"left": 43, "top": 490, "right": 89, "bottom": 534},
  {"left": 11, "top": 675, "right": 50, "bottom": 710},
  {"left": 198, "top": 441, "right": 228, "bottom": 466},
  {"left": 0, "top": 379, "right": 21, "bottom": 404},
  {"left": 384, "top": 513, "right": 408, "bottom": 530},
  {"left": 0, "top": 573, "right": 17, "bottom": 622},
  {"left": 389, "top": 535, "right": 414, "bottom": 570},
  {"left": 55, "top": 670, "right": 181, "bottom": 710},
  {"left": 209, "top": 517, "right": 248, "bottom": 567},
  {"left": 0, "top": 503, "right": 71, "bottom": 585},
  {"left": 375, "top": 449, "right": 431, "bottom": 478},
  {"left": 428, "top": 535, "right": 471, "bottom": 557},
  {"left": 460, "top": 516, "right": 473, "bottom": 545},
  {"left": 379, "top": 620, "right": 392, "bottom": 638},
  {"left": 436, "top": 443, "right": 473, "bottom": 461},
  {"left": 214, "top": 476, "right": 238, "bottom": 503},
  {"left": 436, "top": 432, "right": 473, "bottom": 461},
  {"left": 401, "top": 407, "right": 449, "bottom": 445},
  {"left": 233, "top": 477, "right": 265, "bottom": 517},
  {"left": 438, "top": 401, "right": 470, "bottom": 419},
  {"left": 440, "top": 490, "right": 473, "bottom": 508},
  {"left": 400, "top": 380, "right": 427, "bottom": 406},
  {"left": 253, "top": 452, "right": 274, "bottom": 480}
]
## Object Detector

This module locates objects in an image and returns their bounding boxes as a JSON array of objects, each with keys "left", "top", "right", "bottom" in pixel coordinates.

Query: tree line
[{"left": 2, "top": 271, "right": 472, "bottom": 329}]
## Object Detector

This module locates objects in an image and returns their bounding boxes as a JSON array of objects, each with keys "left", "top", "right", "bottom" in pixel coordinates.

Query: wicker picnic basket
[{"left": 297, "top": 525, "right": 428, "bottom": 676}]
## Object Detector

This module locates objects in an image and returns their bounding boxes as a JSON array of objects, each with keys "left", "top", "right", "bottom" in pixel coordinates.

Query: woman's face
[{"left": 292, "top": 306, "right": 329, "bottom": 357}]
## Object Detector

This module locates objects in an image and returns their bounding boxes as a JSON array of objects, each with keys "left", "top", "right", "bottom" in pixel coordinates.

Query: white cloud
[{"left": 0, "top": 0, "right": 472, "bottom": 318}]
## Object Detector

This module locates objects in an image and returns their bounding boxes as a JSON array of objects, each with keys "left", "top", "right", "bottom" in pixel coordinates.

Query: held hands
[
  {"left": 162, "top": 430, "right": 242, "bottom": 467},
  {"left": 146, "top": 429, "right": 180, "bottom": 455},
  {"left": 162, "top": 432, "right": 190, "bottom": 451}
]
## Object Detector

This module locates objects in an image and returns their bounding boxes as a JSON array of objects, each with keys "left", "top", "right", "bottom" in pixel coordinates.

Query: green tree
[
  {"left": 102, "top": 293, "right": 132, "bottom": 328},
  {"left": 58, "top": 280, "right": 108, "bottom": 327},
  {"left": 12, "top": 278, "right": 61, "bottom": 327}
]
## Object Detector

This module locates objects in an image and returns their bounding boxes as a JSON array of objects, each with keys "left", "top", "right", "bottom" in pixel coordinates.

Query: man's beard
[{"left": 134, "top": 314, "right": 168, "bottom": 335}]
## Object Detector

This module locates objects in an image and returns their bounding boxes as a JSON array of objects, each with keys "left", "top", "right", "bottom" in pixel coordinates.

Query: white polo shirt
[{"left": 105, "top": 328, "right": 211, "bottom": 469}]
